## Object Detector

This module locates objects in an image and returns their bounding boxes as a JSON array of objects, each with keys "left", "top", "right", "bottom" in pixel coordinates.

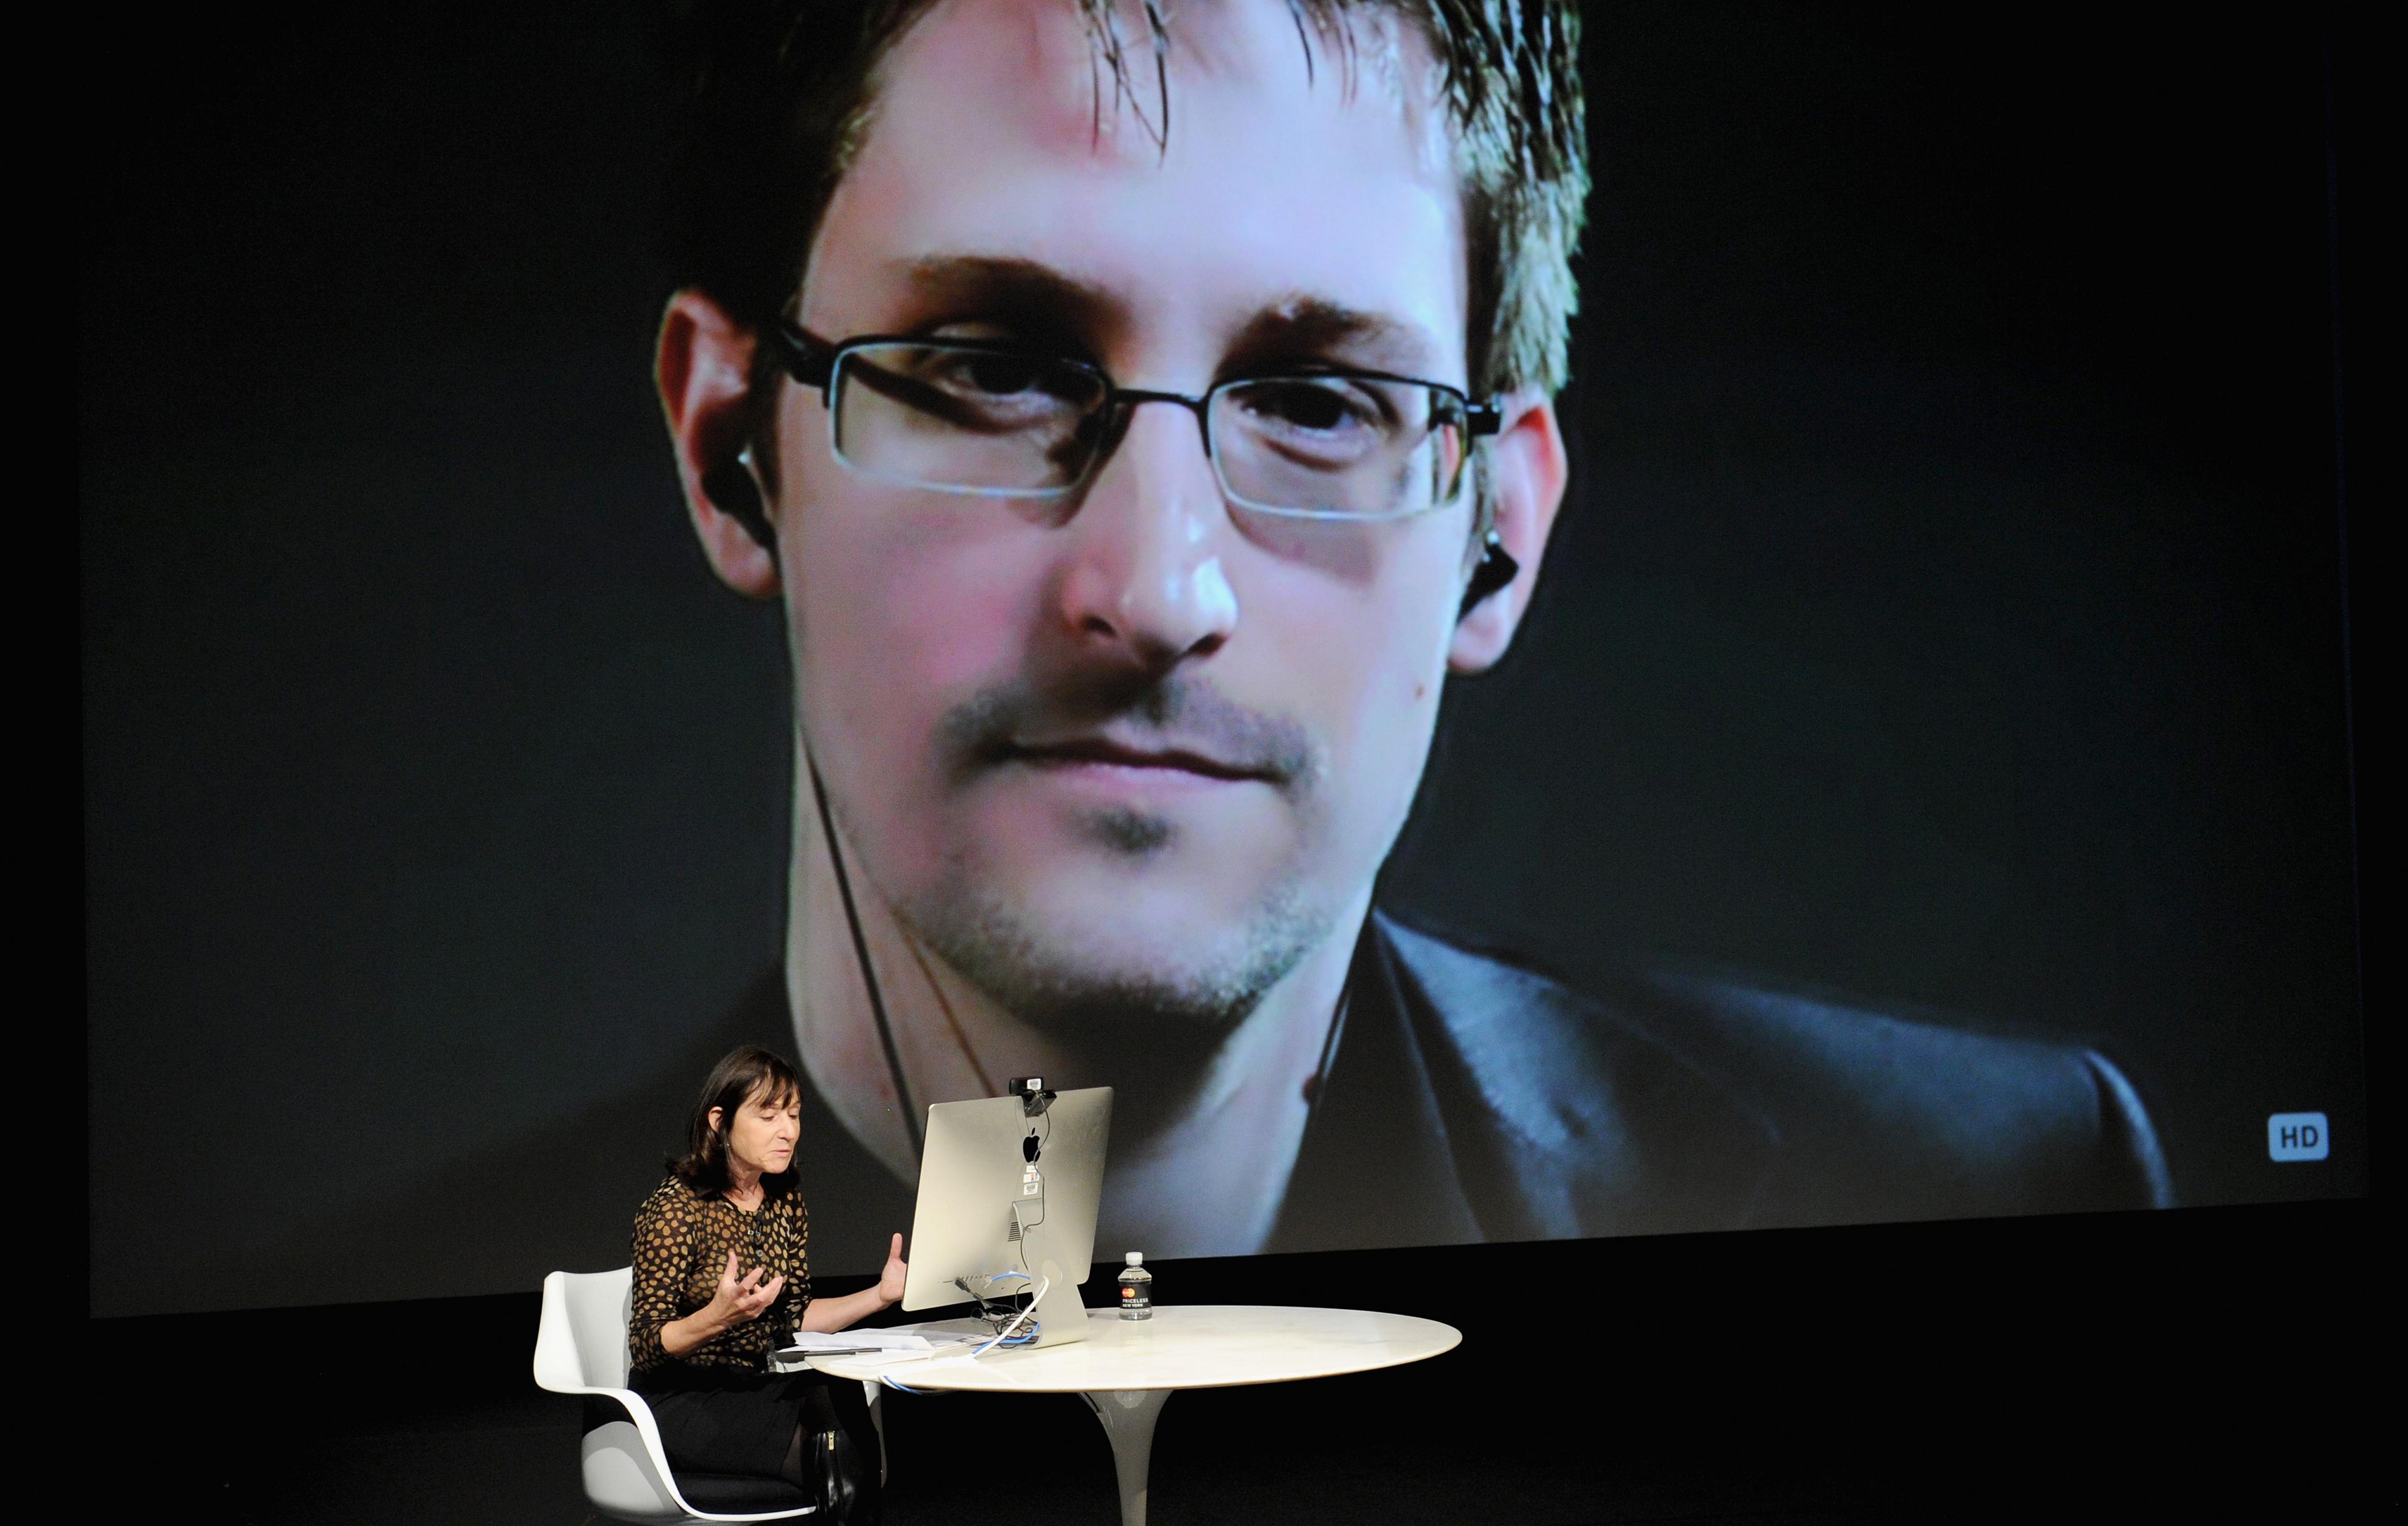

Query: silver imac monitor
[{"left": 900, "top": 1084, "right": 1113, "bottom": 1349}]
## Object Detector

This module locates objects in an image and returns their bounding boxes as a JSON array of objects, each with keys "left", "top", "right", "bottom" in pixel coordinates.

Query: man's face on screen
[{"left": 776, "top": 0, "right": 1472, "bottom": 1034}]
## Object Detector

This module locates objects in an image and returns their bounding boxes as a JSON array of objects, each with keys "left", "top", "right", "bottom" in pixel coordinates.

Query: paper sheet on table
[
  {"left": 776, "top": 1330, "right": 935, "bottom": 1355},
  {"left": 822, "top": 1340, "right": 985, "bottom": 1371}
]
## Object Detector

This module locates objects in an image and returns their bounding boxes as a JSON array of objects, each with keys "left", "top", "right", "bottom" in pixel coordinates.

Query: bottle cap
[{"left": 1126, "top": 1252, "right": 1143, "bottom": 1265}]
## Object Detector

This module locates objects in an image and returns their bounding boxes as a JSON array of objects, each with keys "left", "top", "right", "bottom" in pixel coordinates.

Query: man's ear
[
  {"left": 657, "top": 288, "right": 781, "bottom": 599},
  {"left": 1449, "top": 387, "right": 1568, "bottom": 673}
]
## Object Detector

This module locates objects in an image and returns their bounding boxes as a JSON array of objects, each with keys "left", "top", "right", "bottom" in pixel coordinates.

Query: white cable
[{"left": 967, "top": 1273, "right": 1048, "bottom": 1357}]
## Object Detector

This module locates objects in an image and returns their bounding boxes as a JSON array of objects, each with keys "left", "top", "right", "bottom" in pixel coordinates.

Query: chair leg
[{"left": 862, "top": 1382, "right": 887, "bottom": 1486}]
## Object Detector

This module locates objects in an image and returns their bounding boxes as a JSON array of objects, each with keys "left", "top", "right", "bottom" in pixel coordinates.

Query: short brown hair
[
  {"left": 667, "top": 1044, "right": 805, "bottom": 1197},
  {"left": 659, "top": 0, "right": 1587, "bottom": 397}
]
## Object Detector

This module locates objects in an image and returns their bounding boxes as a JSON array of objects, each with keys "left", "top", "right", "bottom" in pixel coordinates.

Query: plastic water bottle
[{"left": 1116, "top": 1252, "right": 1153, "bottom": 1320}]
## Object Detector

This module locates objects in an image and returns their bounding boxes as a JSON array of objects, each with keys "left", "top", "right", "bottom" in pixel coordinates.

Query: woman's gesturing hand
[
  {"left": 659, "top": 1248, "right": 788, "bottom": 1355},
  {"left": 706, "top": 1248, "right": 787, "bottom": 1329},
  {"left": 796, "top": 1233, "right": 909, "bottom": 1335}
]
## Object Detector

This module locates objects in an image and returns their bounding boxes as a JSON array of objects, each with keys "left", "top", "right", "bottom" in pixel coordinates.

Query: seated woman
[{"left": 628, "top": 1044, "right": 907, "bottom": 1517}]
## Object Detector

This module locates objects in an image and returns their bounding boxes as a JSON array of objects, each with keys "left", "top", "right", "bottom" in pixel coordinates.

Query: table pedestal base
[{"left": 1079, "top": 1388, "right": 1171, "bottom": 1526}]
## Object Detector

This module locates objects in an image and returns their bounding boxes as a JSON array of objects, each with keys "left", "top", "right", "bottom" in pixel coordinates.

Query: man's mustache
[{"left": 936, "top": 671, "right": 1316, "bottom": 789}]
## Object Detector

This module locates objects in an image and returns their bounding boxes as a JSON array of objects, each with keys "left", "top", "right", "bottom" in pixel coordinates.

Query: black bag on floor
[{"left": 808, "top": 1382, "right": 882, "bottom": 1525}]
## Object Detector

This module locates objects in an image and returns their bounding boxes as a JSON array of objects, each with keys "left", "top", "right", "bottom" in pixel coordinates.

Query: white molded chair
[{"left": 534, "top": 1268, "right": 819, "bottom": 1523}]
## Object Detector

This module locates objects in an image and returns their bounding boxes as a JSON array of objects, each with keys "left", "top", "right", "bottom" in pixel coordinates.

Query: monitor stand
[{"left": 1023, "top": 1254, "right": 1087, "bottom": 1349}]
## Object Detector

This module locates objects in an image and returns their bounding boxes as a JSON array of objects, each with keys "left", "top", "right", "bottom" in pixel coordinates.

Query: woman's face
[{"left": 714, "top": 1083, "right": 801, "bottom": 1182}]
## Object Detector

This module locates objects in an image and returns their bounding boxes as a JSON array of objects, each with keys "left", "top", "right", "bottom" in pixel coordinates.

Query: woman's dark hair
[{"left": 668, "top": 1045, "right": 806, "bottom": 1198}]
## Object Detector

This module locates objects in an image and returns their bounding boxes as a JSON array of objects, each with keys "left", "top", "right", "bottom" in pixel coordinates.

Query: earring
[{"left": 1457, "top": 532, "right": 1520, "bottom": 618}]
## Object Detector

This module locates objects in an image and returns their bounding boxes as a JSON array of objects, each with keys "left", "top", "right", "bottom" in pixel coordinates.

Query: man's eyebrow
[
  {"left": 892, "top": 254, "right": 1125, "bottom": 335},
  {"left": 1226, "top": 297, "right": 1432, "bottom": 374},
  {"left": 885, "top": 262, "right": 1441, "bottom": 374}
]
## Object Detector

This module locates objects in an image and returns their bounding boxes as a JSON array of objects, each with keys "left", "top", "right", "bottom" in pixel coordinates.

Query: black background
[
  {"left": 100, "top": 1203, "right": 2389, "bottom": 1522},
  {"left": 83, "top": 1, "right": 2365, "bottom": 1318}
]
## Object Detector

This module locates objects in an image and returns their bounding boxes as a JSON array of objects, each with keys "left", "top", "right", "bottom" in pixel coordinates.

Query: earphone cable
[{"left": 806, "top": 749, "right": 923, "bottom": 1159}]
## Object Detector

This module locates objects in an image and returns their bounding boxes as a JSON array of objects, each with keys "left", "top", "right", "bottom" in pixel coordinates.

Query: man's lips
[
  {"left": 1001, "top": 735, "right": 1272, "bottom": 784},
  {"left": 939, "top": 676, "right": 1312, "bottom": 791}
]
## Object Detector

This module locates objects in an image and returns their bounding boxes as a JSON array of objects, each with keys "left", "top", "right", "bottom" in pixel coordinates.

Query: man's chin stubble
[
  {"left": 895, "top": 877, "right": 1332, "bottom": 1059},
  {"left": 1073, "top": 805, "right": 1175, "bottom": 857}
]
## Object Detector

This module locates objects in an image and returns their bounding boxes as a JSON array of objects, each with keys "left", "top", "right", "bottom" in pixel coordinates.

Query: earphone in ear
[
  {"left": 703, "top": 444, "right": 778, "bottom": 555},
  {"left": 1457, "top": 532, "right": 1520, "bottom": 619}
]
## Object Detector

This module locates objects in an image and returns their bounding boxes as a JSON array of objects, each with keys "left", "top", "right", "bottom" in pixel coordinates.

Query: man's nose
[{"left": 1052, "top": 401, "right": 1238, "bottom": 668}]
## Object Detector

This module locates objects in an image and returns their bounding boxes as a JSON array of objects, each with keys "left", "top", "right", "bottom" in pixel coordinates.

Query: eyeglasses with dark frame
[{"left": 771, "top": 320, "right": 1501, "bottom": 522}]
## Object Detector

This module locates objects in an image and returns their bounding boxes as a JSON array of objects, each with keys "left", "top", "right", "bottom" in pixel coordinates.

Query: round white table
[{"left": 810, "top": 1305, "right": 1460, "bottom": 1525}]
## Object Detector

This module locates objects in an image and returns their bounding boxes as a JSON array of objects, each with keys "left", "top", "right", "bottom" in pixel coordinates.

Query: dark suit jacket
[
  {"left": 732, "top": 908, "right": 2172, "bottom": 1267},
  {"left": 1270, "top": 913, "right": 2172, "bottom": 1253},
  {"left": 191, "top": 911, "right": 2171, "bottom": 1306}
]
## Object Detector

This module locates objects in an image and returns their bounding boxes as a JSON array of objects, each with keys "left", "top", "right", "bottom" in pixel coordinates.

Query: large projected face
[
  {"left": 766, "top": 2, "right": 1501, "bottom": 1033},
  {"left": 643, "top": 0, "right": 2192, "bottom": 1271},
  {"left": 98, "top": 0, "right": 2363, "bottom": 1316}
]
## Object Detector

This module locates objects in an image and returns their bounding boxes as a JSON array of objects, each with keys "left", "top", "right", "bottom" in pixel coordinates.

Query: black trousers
[{"left": 626, "top": 1364, "right": 879, "bottom": 1483}]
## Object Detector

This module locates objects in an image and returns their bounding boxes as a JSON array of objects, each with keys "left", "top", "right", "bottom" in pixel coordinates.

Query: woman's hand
[
  {"left": 659, "top": 1250, "right": 786, "bottom": 1356},
  {"left": 799, "top": 1231, "right": 911, "bottom": 1333},
  {"left": 702, "top": 1249, "right": 786, "bottom": 1330}
]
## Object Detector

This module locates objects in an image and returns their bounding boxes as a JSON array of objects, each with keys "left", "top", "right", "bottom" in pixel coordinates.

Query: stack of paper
[{"left": 776, "top": 1330, "right": 936, "bottom": 1356}]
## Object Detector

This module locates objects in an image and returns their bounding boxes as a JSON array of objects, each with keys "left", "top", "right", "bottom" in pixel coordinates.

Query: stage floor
[
  {"left": 226, "top": 1372, "right": 1898, "bottom": 1526},
  {"left": 117, "top": 1208, "right": 2378, "bottom": 1523}
]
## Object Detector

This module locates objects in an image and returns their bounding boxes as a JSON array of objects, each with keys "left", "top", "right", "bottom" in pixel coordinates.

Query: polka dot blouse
[{"left": 628, "top": 1175, "right": 811, "bottom": 1374}]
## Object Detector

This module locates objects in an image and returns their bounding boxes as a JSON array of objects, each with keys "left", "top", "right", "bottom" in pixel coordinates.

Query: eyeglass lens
[{"left": 830, "top": 342, "right": 1469, "bottom": 517}]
